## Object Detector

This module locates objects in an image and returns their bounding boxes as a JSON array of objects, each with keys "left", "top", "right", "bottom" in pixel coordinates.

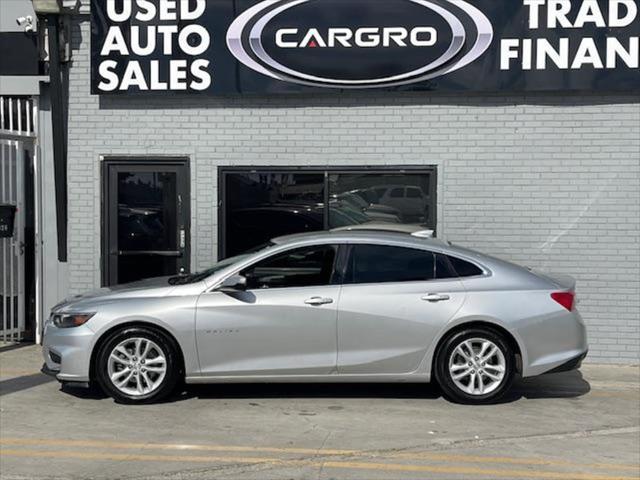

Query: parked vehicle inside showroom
[
  {"left": 358, "top": 185, "right": 430, "bottom": 223},
  {"left": 42, "top": 225, "right": 587, "bottom": 404}
]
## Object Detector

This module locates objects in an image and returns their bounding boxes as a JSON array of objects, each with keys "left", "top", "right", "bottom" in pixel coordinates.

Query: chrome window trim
[
  {"left": 204, "top": 237, "right": 493, "bottom": 293},
  {"left": 205, "top": 241, "right": 344, "bottom": 293}
]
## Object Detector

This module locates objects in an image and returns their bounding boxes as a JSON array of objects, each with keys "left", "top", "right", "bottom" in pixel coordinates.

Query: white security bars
[{"left": 0, "top": 96, "right": 38, "bottom": 343}]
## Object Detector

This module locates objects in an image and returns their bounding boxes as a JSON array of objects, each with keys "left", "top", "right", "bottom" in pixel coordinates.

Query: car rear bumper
[
  {"left": 519, "top": 309, "right": 588, "bottom": 378},
  {"left": 546, "top": 349, "right": 588, "bottom": 374}
]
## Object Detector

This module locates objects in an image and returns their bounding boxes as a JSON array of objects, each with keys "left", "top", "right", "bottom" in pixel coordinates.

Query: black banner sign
[{"left": 91, "top": 0, "right": 640, "bottom": 94}]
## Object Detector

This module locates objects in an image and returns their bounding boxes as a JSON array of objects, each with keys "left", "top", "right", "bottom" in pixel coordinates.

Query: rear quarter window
[
  {"left": 449, "top": 256, "right": 484, "bottom": 277},
  {"left": 436, "top": 254, "right": 484, "bottom": 278}
]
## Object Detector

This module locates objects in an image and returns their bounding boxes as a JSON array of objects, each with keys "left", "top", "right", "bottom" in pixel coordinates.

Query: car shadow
[
  {"left": 179, "top": 382, "right": 443, "bottom": 401},
  {"left": 169, "top": 369, "right": 591, "bottom": 404},
  {"left": 0, "top": 373, "right": 55, "bottom": 397},
  {"left": 59, "top": 370, "right": 591, "bottom": 404},
  {"left": 504, "top": 369, "right": 591, "bottom": 402}
]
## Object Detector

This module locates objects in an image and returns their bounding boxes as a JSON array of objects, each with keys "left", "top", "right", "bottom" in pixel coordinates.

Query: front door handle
[
  {"left": 421, "top": 293, "right": 450, "bottom": 302},
  {"left": 305, "top": 297, "right": 334, "bottom": 306}
]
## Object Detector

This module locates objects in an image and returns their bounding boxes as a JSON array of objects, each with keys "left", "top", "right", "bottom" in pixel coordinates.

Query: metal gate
[{"left": 0, "top": 96, "right": 38, "bottom": 343}]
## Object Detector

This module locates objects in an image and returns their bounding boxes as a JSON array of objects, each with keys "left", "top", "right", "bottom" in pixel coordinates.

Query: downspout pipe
[{"left": 46, "top": 14, "right": 67, "bottom": 262}]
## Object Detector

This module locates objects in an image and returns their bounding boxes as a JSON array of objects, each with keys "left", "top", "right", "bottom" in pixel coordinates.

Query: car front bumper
[{"left": 42, "top": 321, "right": 95, "bottom": 383}]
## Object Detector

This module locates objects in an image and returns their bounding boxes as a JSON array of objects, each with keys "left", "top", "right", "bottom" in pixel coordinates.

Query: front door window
[{"left": 241, "top": 245, "right": 337, "bottom": 290}]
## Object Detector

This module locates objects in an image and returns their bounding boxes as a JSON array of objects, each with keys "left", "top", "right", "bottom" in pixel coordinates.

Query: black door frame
[
  {"left": 218, "top": 165, "right": 437, "bottom": 259},
  {"left": 23, "top": 143, "right": 36, "bottom": 340},
  {"left": 101, "top": 157, "right": 191, "bottom": 287}
]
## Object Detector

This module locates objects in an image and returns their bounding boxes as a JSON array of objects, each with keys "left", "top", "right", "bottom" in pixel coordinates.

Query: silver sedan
[{"left": 42, "top": 227, "right": 588, "bottom": 404}]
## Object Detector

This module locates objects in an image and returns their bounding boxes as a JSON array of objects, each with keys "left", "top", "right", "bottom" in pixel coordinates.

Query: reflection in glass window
[
  {"left": 117, "top": 172, "right": 177, "bottom": 252},
  {"left": 223, "top": 169, "right": 435, "bottom": 258},
  {"left": 407, "top": 187, "right": 422, "bottom": 198},
  {"left": 225, "top": 172, "right": 325, "bottom": 257},
  {"left": 329, "top": 172, "right": 434, "bottom": 226}
]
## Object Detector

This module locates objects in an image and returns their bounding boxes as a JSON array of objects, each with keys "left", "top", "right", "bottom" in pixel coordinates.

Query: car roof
[
  {"left": 331, "top": 223, "right": 434, "bottom": 236},
  {"left": 271, "top": 229, "right": 448, "bottom": 249}
]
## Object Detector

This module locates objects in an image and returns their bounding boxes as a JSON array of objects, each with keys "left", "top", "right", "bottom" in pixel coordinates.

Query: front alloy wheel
[
  {"left": 107, "top": 338, "right": 167, "bottom": 397},
  {"left": 436, "top": 328, "right": 515, "bottom": 404},
  {"left": 96, "top": 327, "right": 180, "bottom": 403}
]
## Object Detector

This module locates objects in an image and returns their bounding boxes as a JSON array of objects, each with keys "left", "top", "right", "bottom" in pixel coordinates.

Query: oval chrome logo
[{"left": 227, "top": 0, "right": 493, "bottom": 89}]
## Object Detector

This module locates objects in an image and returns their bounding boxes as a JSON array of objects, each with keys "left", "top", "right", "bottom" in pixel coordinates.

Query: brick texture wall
[{"left": 66, "top": 19, "right": 639, "bottom": 363}]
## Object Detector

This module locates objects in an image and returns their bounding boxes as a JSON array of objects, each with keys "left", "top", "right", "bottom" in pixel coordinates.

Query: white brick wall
[{"left": 66, "top": 20, "right": 639, "bottom": 363}]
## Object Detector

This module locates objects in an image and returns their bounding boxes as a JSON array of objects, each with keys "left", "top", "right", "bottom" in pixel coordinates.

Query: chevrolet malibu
[{"left": 42, "top": 227, "right": 588, "bottom": 404}]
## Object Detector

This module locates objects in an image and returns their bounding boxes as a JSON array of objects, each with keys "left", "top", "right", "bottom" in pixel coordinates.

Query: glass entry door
[{"left": 103, "top": 160, "right": 190, "bottom": 286}]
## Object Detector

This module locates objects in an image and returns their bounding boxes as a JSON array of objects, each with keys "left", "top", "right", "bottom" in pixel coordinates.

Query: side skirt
[{"left": 185, "top": 373, "right": 431, "bottom": 384}]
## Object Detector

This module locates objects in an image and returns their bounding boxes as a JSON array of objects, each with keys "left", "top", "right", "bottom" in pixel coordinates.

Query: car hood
[{"left": 52, "top": 276, "right": 177, "bottom": 312}]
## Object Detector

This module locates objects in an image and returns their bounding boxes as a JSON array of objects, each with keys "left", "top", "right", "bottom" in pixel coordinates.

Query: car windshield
[{"left": 168, "top": 242, "right": 274, "bottom": 285}]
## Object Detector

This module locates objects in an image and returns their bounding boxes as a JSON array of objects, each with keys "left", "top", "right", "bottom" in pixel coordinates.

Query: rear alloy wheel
[
  {"left": 96, "top": 327, "right": 180, "bottom": 404},
  {"left": 436, "top": 328, "right": 515, "bottom": 404}
]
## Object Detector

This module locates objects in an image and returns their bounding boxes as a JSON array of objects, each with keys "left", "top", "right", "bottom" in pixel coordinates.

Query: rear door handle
[
  {"left": 305, "top": 297, "right": 334, "bottom": 306},
  {"left": 421, "top": 293, "right": 450, "bottom": 302}
]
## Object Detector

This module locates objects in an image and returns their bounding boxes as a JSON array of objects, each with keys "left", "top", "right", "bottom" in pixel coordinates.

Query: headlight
[{"left": 52, "top": 312, "right": 95, "bottom": 328}]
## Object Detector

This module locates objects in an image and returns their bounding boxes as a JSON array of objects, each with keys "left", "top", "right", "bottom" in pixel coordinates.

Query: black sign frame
[{"left": 91, "top": 0, "right": 640, "bottom": 95}]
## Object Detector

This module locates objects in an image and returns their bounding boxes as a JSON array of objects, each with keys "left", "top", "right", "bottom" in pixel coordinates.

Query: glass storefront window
[
  {"left": 224, "top": 171, "right": 325, "bottom": 257},
  {"left": 328, "top": 173, "right": 433, "bottom": 227},
  {"left": 222, "top": 169, "right": 435, "bottom": 258}
]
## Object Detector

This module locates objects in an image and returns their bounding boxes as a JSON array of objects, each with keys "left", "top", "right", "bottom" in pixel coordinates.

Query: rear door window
[{"left": 345, "top": 245, "right": 435, "bottom": 284}]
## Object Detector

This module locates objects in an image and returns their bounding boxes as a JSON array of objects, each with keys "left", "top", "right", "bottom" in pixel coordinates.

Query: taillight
[{"left": 551, "top": 291, "right": 575, "bottom": 311}]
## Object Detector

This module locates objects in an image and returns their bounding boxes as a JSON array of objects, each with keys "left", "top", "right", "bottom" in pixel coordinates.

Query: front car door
[
  {"left": 195, "top": 244, "right": 340, "bottom": 376},
  {"left": 337, "top": 243, "right": 467, "bottom": 375}
]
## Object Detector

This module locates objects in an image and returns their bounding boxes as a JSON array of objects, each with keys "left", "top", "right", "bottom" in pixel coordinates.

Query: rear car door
[
  {"left": 337, "top": 243, "right": 467, "bottom": 374},
  {"left": 195, "top": 244, "right": 340, "bottom": 376}
]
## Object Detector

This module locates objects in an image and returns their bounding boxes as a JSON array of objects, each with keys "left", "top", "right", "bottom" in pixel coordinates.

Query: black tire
[
  {"left": 95, "top": 326, "right": 181, "bottom": 404},
  {"left": 435, "top": 327, "right": 515, "bottom": 404}
]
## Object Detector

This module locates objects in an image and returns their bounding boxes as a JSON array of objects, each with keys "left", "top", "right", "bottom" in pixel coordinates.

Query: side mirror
[{"left": 217, "top": 274, "right": 247, "bottom": 293}]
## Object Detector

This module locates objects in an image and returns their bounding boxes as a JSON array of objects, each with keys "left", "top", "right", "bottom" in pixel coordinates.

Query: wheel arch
[
  {"left": 430, "top": 320, "right": 524, "bottom": 378},
  {"left": 89, "top": 321, "right": 186, "bottom": 383}
]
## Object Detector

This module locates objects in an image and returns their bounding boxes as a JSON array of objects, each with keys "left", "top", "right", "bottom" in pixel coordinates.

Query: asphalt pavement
[{"left": 1, "top": 344, "right": 638, "bottom": 480}]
